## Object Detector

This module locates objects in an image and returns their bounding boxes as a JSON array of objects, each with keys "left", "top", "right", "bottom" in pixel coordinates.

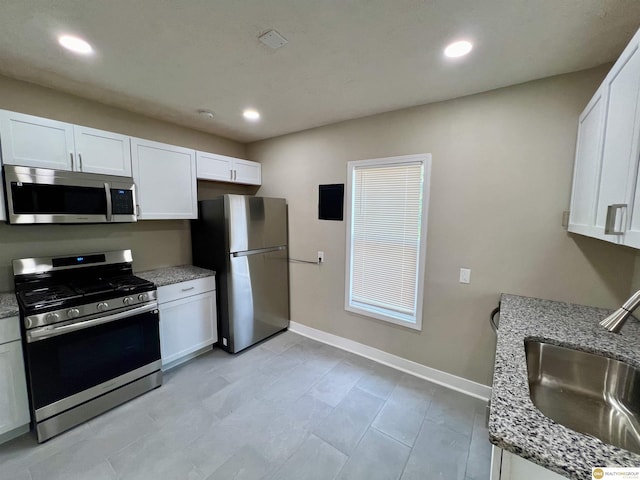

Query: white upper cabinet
[
  {"left": 0, "top": 110, "right": 75, "bottom": 170},
  {"left": 568, "top": 87, "right": 607, "bottom": 238},
  {"left": 196, "top": 151, "right": 261, "bottom": 185},
  {"left": 568, "top": 27, "right": 640, "bottom": 248},
  {"left": 196, "top": 151, "right": 234, "bottom": 182},
  {"left": 595, "top": 40, "right": 640, "bottom": 244},
  {"left": 0, "top": 110, "right": 133, "bottom": 177},
  {"left": 233, "top": 158, "right": 262, "bottom": 185},
  {"left": 131, "top": 137, "right": 197, "bottom": 220},
  {"left": 0, "top": 147, "right": 5, "bottom": 222},
  {"left": 73, "top": 125, "right": 132, "bottom": 177}
]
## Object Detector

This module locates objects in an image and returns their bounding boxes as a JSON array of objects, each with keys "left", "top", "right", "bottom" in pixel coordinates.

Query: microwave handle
[{"left": 104, "top": 183, "right": 113, "bottom": 221}]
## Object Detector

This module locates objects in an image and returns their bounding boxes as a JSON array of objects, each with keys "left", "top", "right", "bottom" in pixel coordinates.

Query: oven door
[{"left": 24, "top": 304, "right": 161, "bottom": 421}]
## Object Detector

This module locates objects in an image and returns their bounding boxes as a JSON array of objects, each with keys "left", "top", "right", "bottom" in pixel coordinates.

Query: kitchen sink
[{"left": 525, "top": 340, "right": 640, "bottom": 454}]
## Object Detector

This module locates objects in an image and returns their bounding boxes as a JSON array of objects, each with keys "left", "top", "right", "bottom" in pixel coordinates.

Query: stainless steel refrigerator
[{"left": 191, "top": 195, "right": 290, "bottom": 353}]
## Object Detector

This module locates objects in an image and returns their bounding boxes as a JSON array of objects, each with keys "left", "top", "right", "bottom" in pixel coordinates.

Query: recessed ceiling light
[
  {"left": 444, "top": 40, "right": 473, "bottom": 58},
  {"left": 197, "top": 109, "right": 215, "bottom": 119},
  {"left": 58, "top": 35, "right": 93, "bottom": 55},
  {"left": 243, "top": 109, "right": 260, "bottom": 121}
]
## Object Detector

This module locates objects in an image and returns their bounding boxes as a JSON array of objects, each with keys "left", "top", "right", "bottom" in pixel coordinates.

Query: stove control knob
[
  {"left": 123, "top": 296, "right": 134, "bottom": 306},
  {"left": 97, "top": 302, "right": 109, "bottom": 312},
  {"left": 67, "top": 308, "right": 80, "bottom": 319},
  {"left": 138, "top": 293, "right": 148, "bottom": 302},
  {"left": 45, "top": 312, "right": 60, "bottom": 323}
]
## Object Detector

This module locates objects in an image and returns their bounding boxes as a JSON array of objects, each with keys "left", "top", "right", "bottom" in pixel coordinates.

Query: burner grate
[{"left": 20, "top": 286, "right": 79, "bottom": 307}]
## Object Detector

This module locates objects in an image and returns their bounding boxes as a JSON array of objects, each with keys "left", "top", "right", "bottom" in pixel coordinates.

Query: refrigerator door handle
[{"left": 232, "top": 245, "right": 287, "bottom": 257}]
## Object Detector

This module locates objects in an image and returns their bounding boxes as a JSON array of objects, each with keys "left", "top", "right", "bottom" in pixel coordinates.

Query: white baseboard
[{"left": 289, "top": 321, "right": 492, "bottom": 401}]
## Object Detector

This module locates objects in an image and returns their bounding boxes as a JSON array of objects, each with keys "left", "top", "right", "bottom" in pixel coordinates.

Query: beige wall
[
  {"left": 0, "top": 74, "right": 246, "bottom": 290},
  {"left": 247, "top": 65, "right": 636, "bottom": 386}
]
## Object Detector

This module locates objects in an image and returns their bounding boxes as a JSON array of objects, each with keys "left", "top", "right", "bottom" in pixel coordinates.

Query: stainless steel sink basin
[{"left": 525, "top": 340, "right": 640, "bottom": 453}]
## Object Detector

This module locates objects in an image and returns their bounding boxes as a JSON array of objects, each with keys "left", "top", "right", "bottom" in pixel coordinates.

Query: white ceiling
[{"left": 0, "top": 1, "right": 639, "bottom": 143}]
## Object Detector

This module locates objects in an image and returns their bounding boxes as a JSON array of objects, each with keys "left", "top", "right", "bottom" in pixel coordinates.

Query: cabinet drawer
[
  {"left": 157, "top": 276, "right": 215, "bottom": 304},
  {"left": 0, "top": 316, "right": 21, "bottom": 345}
]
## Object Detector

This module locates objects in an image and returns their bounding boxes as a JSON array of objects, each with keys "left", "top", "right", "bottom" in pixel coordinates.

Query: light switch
[{"left": 459, "top": 268, "right": 471, "bottom": 284}]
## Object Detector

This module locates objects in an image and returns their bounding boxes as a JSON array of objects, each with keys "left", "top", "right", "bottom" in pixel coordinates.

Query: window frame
[{"left": 344, "top": 153, "right": 432, "bottom": 331}]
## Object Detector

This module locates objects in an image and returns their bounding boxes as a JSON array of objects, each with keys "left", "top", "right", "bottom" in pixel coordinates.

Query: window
[{"left": 345, "top": 154, "right": 431, "bottom": 330}]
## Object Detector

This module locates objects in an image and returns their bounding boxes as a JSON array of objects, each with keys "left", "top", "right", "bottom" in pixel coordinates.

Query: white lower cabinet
[
  {"left": 491, "top": 447, "right": 565, "bottom": 480},
  {"left": 0, "top": 316, "right": 30, "bottom": 444},
  {"left": 157, "top": 277, "right": 217, "bottom": 368}
]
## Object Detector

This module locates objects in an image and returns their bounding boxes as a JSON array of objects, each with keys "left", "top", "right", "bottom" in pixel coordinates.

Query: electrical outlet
[
  {"left": 459, "top": 268, "right": 471, "bottom": 284},
  {"left": 318, "top": 251, "right": 324, "bottom": 264}
]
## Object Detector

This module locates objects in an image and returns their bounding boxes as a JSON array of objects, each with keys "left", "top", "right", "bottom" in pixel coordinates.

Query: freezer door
[
  {"left": 227, "top": 246, "right": 290, "bottom": 352},
  {"left": 226, "top": 195, "right": 287, "bottom": 252}
]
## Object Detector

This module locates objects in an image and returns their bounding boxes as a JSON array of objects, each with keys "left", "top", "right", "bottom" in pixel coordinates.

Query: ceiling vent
[{"left": 258, "top": 29, "right": 288, "bottom": 49}]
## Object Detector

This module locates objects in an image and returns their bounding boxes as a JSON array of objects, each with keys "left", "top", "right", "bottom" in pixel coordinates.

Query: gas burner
[
  {"left": 111, "top": 275, "right": 154, "bottom": 293},
  {"left": 19, "top": 286, "right": 80, "bottom": 308}
]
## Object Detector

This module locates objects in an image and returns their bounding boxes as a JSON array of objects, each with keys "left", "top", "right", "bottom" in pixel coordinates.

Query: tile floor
[{"left": 0, "top": 331, "right": 492, "bottom": 480}]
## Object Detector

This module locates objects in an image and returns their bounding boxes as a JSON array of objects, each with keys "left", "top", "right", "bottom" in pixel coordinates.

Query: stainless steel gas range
[{"left": 13, "top": 250, "right": 162, "bottom": 442}]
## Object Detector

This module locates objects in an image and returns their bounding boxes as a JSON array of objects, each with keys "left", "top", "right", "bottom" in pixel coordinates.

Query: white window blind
[{"left": 345, "top": 154, "right": 430, "bottom": 329}]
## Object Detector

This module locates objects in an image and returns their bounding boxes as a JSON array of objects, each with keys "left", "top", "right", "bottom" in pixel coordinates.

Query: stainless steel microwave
[{"left": 3, "top": 165, "right": 137, "bottom": 224}]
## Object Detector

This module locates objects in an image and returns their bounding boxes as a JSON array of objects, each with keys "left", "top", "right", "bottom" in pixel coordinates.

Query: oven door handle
[{"left": 26, "top": 303, "right": 159, "bottom": 343}]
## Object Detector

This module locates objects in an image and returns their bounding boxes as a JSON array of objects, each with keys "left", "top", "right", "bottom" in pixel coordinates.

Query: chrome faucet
[{"left": 601, "top": 290, "right": 640, "bottom": 333}]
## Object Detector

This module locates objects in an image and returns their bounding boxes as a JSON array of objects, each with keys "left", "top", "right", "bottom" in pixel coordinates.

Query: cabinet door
[
  {"left": 0, "top": 155, "right": 5, "bottom": 221},
  {"left": 73, "top": 126, "right": 132, "bottom": 177},
  {"left": 0, "top": 110, "right": 74, "bottom": 170},
  {"left": 196, "top": 151, "right": 234, "bottom": 182},
  {"left": 159, "top": 290, "right": 217, "bottom": 366},
  {"left": 131, "top": 138, "right": 197, "bottom": 219},
  {"left": 0, "top": 340, "right": 30, "bottom": 437},
  {"left": 234, "top": 159, "right": 262, "bottom": 185},
  {"left": 568, "top": 87, "right": 607, "bottom": 238},
  {"left": 595, "top": 43, "right": 640, "bottom": 243},
  {"left": 499, "top": 450, "right": 565, "bottom": 480}
]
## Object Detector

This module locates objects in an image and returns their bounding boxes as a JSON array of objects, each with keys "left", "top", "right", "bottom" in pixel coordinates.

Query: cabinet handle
[
  {"left": 70, "top": 153, "right": 74, "bottom": 170},
  {"left": 605, "top": 204, "right": 627, "bottom": 235},
  {"left": 234, "top": 169, "right": 237, "bottom": 181},
  {"left": 79, "top": 153, "right": 83, "bottom": 171},
  {"left": 181, "top": 286, "right": 195, "bottom": 292},
  {"left": 230, "top": 169, "right": 233, "bottom": 181}
]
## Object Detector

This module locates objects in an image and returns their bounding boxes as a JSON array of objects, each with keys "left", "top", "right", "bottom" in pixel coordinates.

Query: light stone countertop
[
  {"left": 0, "top": 293, "right": 19, "bottom": 319},
  {"left": 136, "top": 265, "right": 215, "bottom": 288},
  {"left": 489, "top": 294, "right": 640, "bottom": 479}
]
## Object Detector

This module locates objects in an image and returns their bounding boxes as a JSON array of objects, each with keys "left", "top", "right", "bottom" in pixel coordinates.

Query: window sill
[{"left": 345, "top": 304, "right": 422, "bottom": 331}]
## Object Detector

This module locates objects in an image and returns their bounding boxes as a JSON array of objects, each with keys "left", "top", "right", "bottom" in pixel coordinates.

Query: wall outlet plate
[{"left": 459, "top": 268, "right": 471, "bottom": 284}]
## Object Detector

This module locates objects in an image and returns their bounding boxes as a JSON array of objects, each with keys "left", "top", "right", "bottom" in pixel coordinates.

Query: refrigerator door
[
  {"left": 228, "top": 246, "right": 290, "bottom": 352},
  {"left": 227, "top": 195, "right": 288, "bottom": 253}
]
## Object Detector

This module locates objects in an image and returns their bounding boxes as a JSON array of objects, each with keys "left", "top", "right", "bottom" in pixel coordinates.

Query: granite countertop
[
  {"left": 136, "top": 265, "right": 215, "bottom": 287},
  {"left": 489, "top": 294, "right": 640, "bottom": 478},
  {"left": 0, "top": 292, "right": 19, "bottom": 319}
]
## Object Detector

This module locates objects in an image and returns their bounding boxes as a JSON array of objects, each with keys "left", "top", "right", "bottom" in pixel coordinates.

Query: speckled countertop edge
[
  {"left": 136, "top": 265, "right": 215, "bottom": 287},
  {"left": 0, "top": 292, "right": 19, "bottom": 319},
  {"left": 489, "top": 294, "right": 640, "bottom": 478}
]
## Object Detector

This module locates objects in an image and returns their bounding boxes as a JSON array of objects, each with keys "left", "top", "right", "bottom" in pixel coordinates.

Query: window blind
[{"left": 349, "top": 161, "right": 425, "bottom": 324}]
